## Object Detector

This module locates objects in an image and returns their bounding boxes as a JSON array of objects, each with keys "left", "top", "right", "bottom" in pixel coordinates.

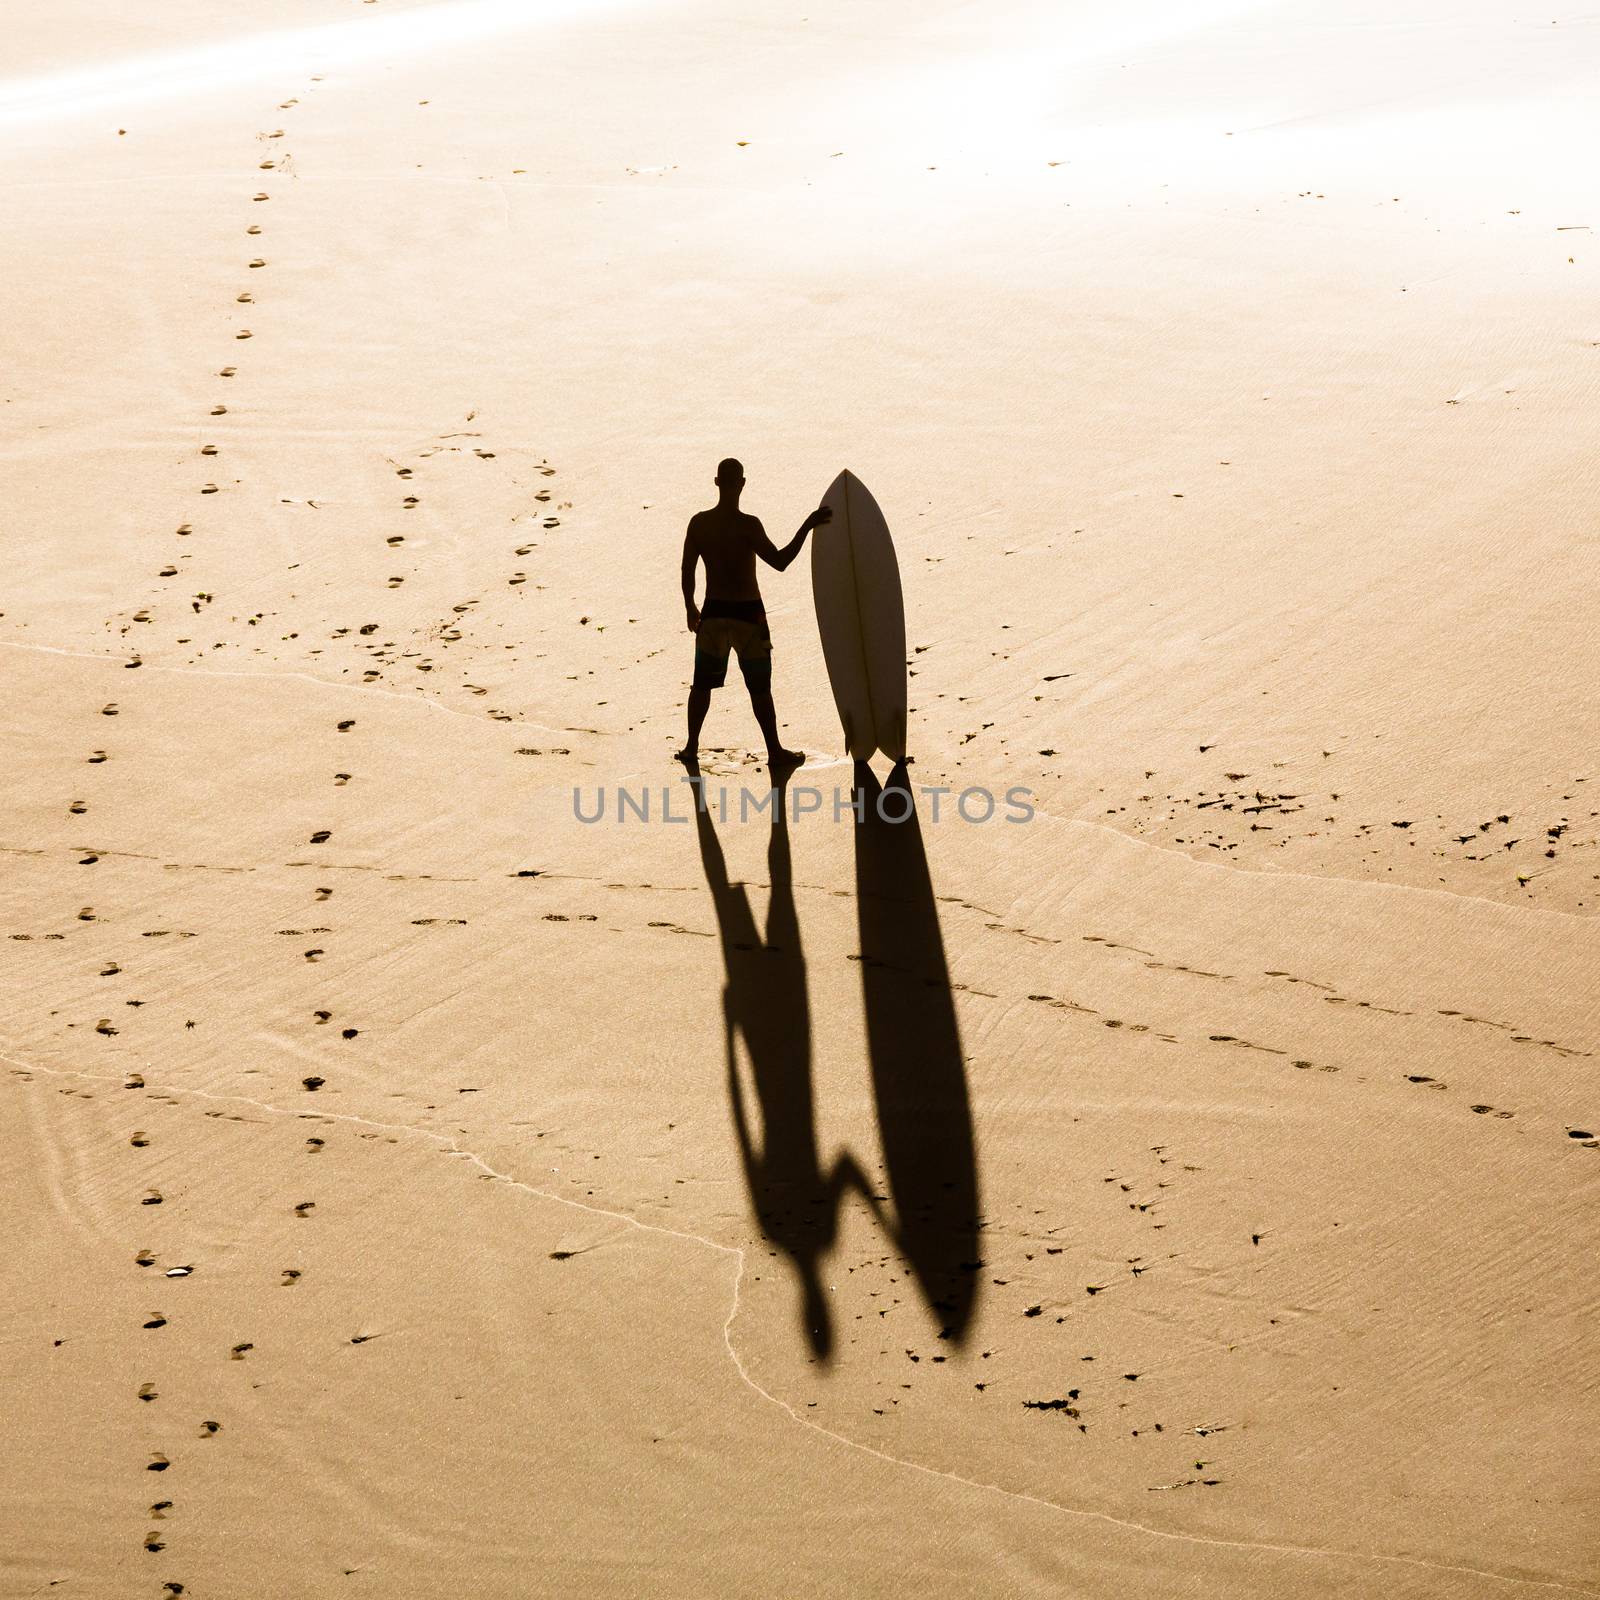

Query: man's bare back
[{"left": 685, "top": 507, "right": 771, "bottom": 604}]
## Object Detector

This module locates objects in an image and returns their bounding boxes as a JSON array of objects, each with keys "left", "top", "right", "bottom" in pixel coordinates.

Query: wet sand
[{"left": 3, "top": 2, "right": 1597, "bottom": 1594}]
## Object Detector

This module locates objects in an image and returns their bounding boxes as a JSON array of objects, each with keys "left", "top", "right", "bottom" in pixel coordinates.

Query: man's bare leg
[
  {"left": 676, "top": 685, "right": 711, "bottom": 763},
  {"left": 748, "top": 683, "right": 802, "bottom": 770}
]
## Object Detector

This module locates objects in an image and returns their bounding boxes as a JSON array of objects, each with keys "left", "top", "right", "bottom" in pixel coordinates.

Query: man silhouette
[{"left": 676, "top": 458, "right": 830, "bottom": 771}]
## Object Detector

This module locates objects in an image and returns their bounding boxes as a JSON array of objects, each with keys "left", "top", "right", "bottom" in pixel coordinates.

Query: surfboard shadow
[
  {"left": 691, "top": 775, "right": 882, "bottom": 1362},
  {"left": 852, "top": 762, "right": 981, "bottom": 1346}
]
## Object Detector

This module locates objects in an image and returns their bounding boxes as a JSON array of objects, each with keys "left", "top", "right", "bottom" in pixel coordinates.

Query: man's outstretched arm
[
  {"left": 681, "top": 526, "right": 700, "bottom": 631},
  {"left": 752, "top": 505, "right": 831, "bottom": 571}
]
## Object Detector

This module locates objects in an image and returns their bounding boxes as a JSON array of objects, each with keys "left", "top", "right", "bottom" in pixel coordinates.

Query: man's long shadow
[
  {"left": 693, "top": 775, "right": 884, "bottom": 1360},
  {"left": 691, "top": 763, "right": 980, "bottom": 1360}
]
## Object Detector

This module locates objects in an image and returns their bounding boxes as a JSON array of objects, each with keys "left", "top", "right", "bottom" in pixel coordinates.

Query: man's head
[{"left": 715, "top": 457, "right": 744, "bottom": 497}]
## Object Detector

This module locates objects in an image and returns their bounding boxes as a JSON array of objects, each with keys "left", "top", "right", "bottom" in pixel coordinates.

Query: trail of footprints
[
  {"left": 111, "top": 86, "right": 321, "bottom": 676},
  {"left": 71, "top": 1056, "right": 408, "bottom": 1593},
  {"left": 98, "top": 674, "right": 567, "bottom": 1594},
  {"left": 94, "top": 71, "right": 584, "bottom": 733},
  {"left": 107, "top": 77, "right": 321, "bottom": 1596},
  {"left": 1015, "top": 932, "right": 1595, "bottom": 1146},
  {"left": 325, "top": 433, "right": 564, "bottom": 715}
]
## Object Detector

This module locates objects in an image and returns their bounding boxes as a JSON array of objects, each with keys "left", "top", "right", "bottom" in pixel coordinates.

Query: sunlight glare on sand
[
  {"left": 817, "top": 3, "right": 1593, "bottom": 217},
  {"left": 0, "top": 0, "right": 632, "bottom": 128}
]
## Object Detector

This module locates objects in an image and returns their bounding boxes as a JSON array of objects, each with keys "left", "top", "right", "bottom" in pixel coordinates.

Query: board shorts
[{"left": 694, "top": 598, "right": 772, "bottom": 690}]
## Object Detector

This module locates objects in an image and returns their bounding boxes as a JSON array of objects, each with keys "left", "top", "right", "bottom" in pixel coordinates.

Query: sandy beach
[{"left": 3, "top": 2, "right": 1597, "bottom": 1594}]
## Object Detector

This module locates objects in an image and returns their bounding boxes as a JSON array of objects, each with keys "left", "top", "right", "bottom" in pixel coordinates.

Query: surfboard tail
[{"left": 840, "top": 710, "right": 875, "bottom": 761}]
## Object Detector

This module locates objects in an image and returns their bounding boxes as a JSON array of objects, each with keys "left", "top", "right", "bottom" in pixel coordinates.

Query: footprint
[
  {"left": 1027, "top": 992, "right": 1097, "bottom": 1016},
  {"left": 1208, "top": 1034, "right": 1287, "bottom": 1057}
]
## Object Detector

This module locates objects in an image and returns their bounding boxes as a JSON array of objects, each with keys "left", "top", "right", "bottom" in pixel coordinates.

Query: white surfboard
[{"left": 811, "top": 469, "right": 908, "bottom": 762}]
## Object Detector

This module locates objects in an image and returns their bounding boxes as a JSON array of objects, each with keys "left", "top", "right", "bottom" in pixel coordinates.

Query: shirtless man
[{"left": 676, "top": 457, "right": 831, "bottom": 771}]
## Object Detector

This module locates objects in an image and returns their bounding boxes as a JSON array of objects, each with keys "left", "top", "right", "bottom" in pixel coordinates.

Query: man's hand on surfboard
[
  {"left": 803, "top": 505, "right": 833, "bottom": 532},
  {"left": 685, "top": 603, "right": 701, "bottom": 633}
]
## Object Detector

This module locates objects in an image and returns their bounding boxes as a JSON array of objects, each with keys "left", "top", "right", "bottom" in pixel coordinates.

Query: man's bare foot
[
  {"left": 673, "top": 747, "right": 697, "bottom": 765},
  {"left": 768, "top": 747, "right": 804, "bottom": 773}
]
